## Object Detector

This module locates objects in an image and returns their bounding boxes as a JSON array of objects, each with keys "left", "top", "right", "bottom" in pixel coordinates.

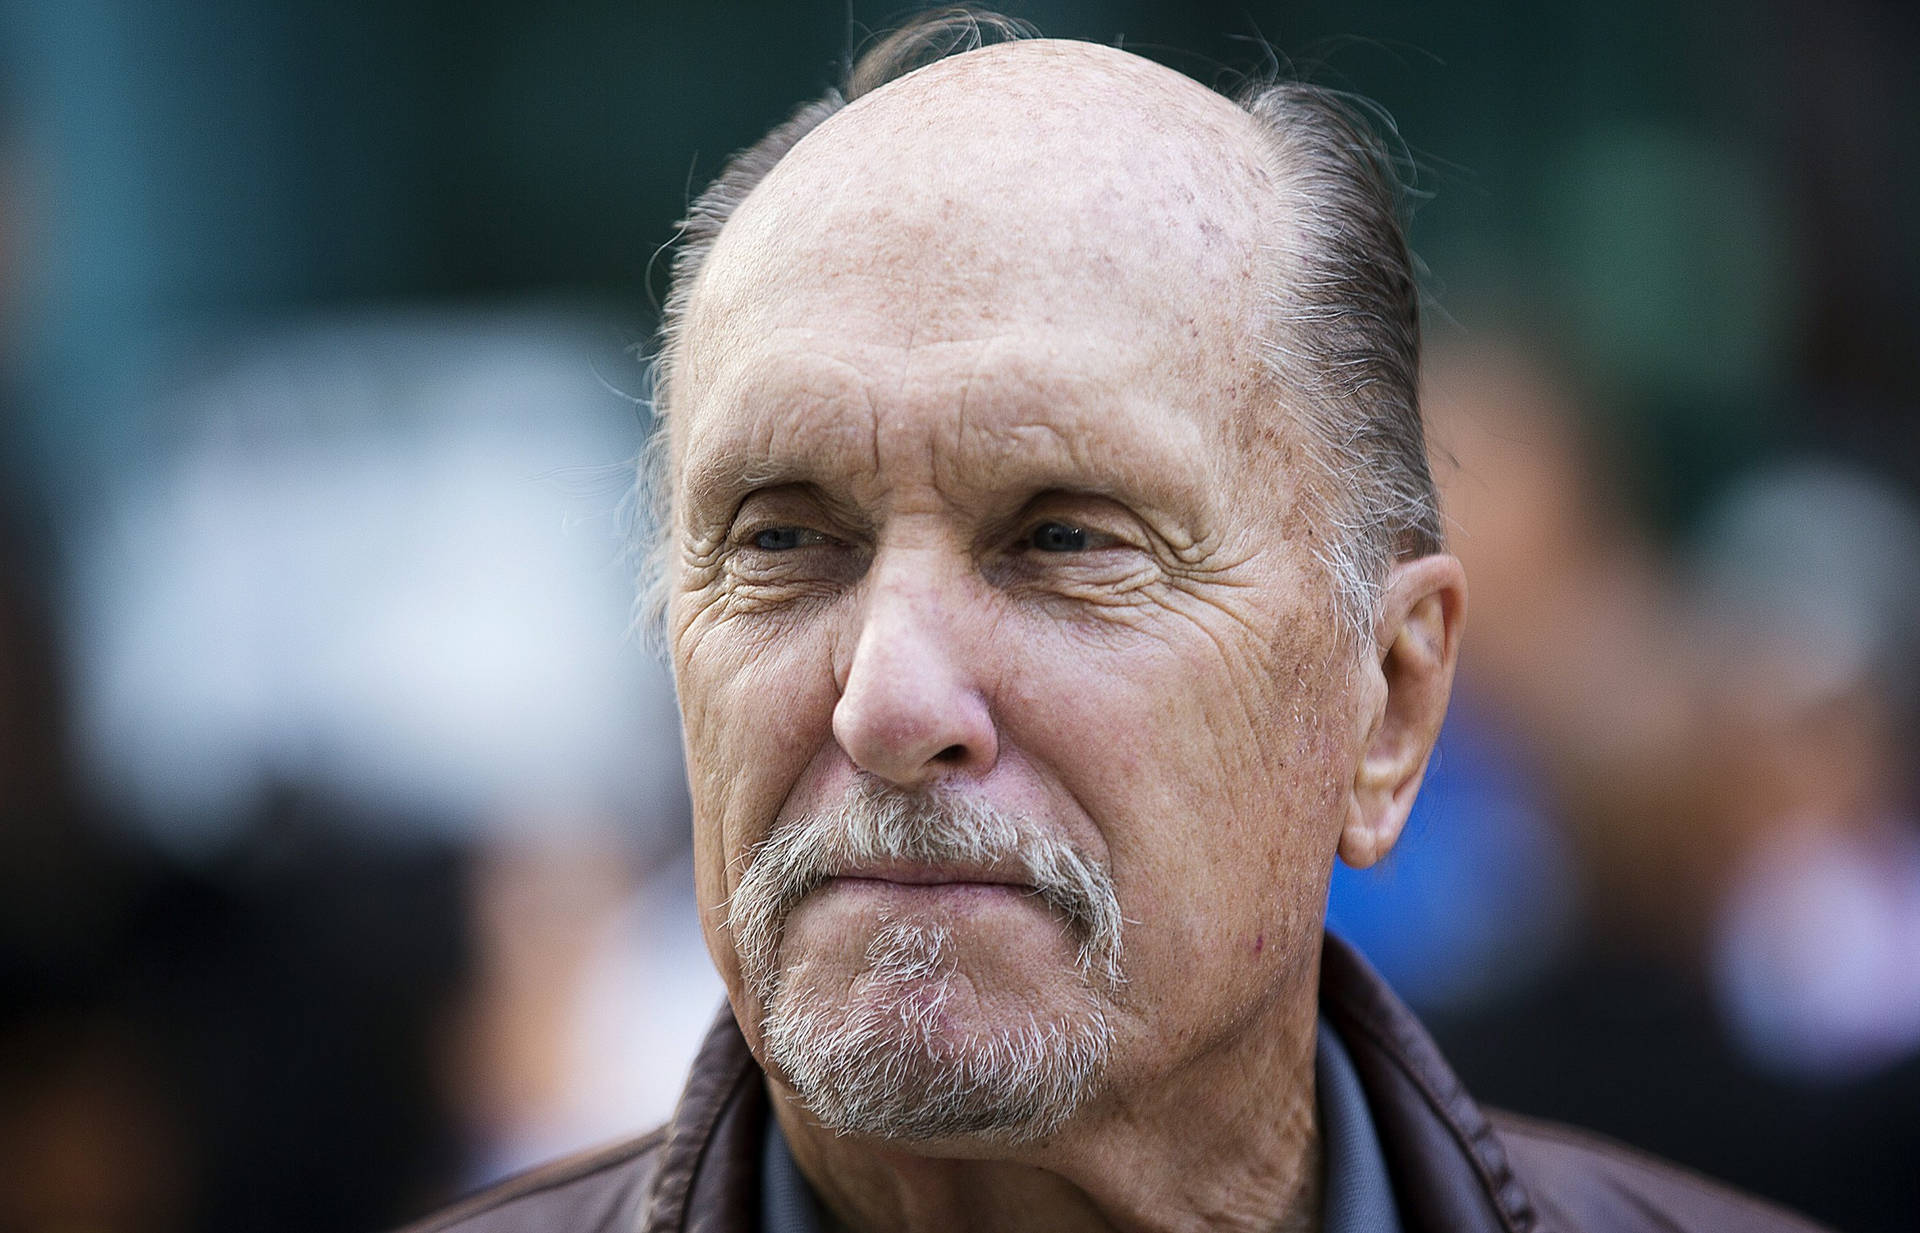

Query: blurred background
[{"left": 0, "top": 2, "right": 1914, "bottom": 1230}]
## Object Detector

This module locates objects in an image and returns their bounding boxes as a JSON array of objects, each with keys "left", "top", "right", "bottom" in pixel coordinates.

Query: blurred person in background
[
  {"left": 1696, "top": 465, "right": 1920, "bottom": 1083},
  {"left": 1421, "top": 336, "right": 1700, "bottom": 958},
  {"left": 4, "top": 321, "right": 481, "bottom": 1232},
  {"left": 67, "top": 311, "right": 722, "bottom": 1192},
  {"left": 1417, "top": 331, "right": 1920, "bottom": 1232}
]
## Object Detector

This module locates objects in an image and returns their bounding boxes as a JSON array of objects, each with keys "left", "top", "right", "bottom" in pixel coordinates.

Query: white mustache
[{"left": 725, "top": 779, "right": 1125, "bottom": 998}]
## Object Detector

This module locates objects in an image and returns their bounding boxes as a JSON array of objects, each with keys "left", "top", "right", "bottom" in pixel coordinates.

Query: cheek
[
  {"left": 997, "top": 594, "right": 1353, "bottom": 976},
  {"left": 677, "top": 615, "right": 843, "bottom": 976}
]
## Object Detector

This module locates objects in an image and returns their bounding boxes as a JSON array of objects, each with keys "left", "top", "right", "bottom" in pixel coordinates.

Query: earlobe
[{"left": 1339, "top": 554, "right": 1467, "bottom": 870}]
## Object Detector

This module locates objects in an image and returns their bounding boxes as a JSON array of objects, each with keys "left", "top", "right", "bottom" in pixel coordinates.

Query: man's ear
[{"left": 1341, "top": 553, "right": 1467, "bottom": 869}]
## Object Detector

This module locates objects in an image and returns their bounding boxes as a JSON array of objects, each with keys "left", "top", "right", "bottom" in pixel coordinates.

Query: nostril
[{"left": 934, "top": 744, "right": 967, "bottom": 764}]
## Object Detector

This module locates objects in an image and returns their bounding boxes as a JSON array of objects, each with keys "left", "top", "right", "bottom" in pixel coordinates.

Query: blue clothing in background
[{"left": 1326, "top": 696, "right": 1574, "bottom": 1014}]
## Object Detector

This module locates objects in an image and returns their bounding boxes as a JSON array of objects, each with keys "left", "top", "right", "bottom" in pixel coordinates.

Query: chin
[{"left": 760, "top": 918, "right": 1113, "bottom": 1145}]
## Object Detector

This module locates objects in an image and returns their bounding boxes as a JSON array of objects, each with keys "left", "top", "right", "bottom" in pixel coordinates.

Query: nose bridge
[
  {"left": 833, "top": 545, "right": 997, "bottom": 786},
  {"left": 853, "top": 548, "right": 947, "bottom": 657}
]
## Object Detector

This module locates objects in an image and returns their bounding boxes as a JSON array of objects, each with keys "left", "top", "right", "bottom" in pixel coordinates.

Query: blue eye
[
  {"left": 753, "top": 527, "right": 810, "bottom": 551},
  {"left": 1028, "top": 521, "right": 1089, "bottom": 552}
]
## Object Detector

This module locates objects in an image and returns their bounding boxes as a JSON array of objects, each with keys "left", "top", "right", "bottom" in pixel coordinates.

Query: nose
[{"left": 832, "top": 571, "right": 998, "bottom": 788}]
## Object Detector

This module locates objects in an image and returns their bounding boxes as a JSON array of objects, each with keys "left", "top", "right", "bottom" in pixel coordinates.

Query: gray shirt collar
[
  {"left": 760, "top": 1102, "right": 832, "bottom": 1233},
  {"left": 1315, "top": 1017, "right": 1405, "bottom": 1233},
  {"left": 759, "top": 1020, "right": 1403, "bottom": 1233}
]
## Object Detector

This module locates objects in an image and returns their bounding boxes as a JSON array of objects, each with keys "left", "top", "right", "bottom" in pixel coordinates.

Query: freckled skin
[{"left": 668, "top": 39, "right": 1465, "bottom": 1233}]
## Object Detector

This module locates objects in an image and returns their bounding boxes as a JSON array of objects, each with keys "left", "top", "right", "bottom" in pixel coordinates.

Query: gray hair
[
  {"left": 726, "top": 778, "right": 1120, "bottom": 1142},
  {"left": 637, "top": 8, "right": 1441, "bottom": 646},
  {"left": 726, "top": 778, "right": 1125, "bottom": 1003}
]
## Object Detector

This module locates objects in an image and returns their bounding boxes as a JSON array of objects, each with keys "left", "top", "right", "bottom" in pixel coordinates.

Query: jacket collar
[
  {"left": 641, "top": 932, "right": 1537, "bottom": 1233},
  {"left": 1318, "top": 932, "right": 1537, "bottom": 1232}
]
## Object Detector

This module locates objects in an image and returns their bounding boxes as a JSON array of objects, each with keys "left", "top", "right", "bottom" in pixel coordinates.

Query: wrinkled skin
[{"left": 668, "top": 39, "right": 1465, "bottom": 1233}]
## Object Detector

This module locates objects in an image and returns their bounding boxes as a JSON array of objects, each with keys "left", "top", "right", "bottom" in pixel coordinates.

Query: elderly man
[{"left": 409, "top": 14, "right": 1824, "bottom": 1233}]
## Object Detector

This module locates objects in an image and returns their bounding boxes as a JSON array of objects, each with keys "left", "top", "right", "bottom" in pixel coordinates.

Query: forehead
[{"left": 673, "top": 41, "right": 1281, "bottom": 474}]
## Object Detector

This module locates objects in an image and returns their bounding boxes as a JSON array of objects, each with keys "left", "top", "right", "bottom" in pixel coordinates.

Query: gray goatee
[{"left": 726, "top": 781, "right": 1124, "bottom": 1142}]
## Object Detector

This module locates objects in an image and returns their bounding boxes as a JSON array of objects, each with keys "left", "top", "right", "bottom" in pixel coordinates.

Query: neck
[{"left": 770, "top": 997, "right": 1324, "bottom": 1233}]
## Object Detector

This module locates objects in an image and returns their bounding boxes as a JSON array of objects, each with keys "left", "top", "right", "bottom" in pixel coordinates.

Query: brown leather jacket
[{"left": 402, "top": 935, "right": 1829, "bottom": 1233}]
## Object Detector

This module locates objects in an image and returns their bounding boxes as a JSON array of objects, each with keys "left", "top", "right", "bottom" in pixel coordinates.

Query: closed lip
[{"left": 831, "top": 863, "right": 1032, "bottom": 889}]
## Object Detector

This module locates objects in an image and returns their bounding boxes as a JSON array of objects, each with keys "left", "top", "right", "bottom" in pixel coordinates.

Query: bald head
[
  {"left": 646, "top": 14, "right": 1438, "bottom": 640},
  {"left": 703, "top": 39, "right": 1273, "bottom": 317},
  {"left": 681, "top": 42, "right": 1275, "bottom": 473}
]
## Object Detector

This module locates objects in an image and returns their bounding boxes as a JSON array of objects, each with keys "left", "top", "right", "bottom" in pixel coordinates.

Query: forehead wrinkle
[
  {"left": 924, "top": 371, "right": 1219, "bottom": 517},
  {"left": 693, "top": 326, "right": 1227, "bottom": 525},
  {"left": 679, "top": 352, "right": 881, "bottom": 521}
]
